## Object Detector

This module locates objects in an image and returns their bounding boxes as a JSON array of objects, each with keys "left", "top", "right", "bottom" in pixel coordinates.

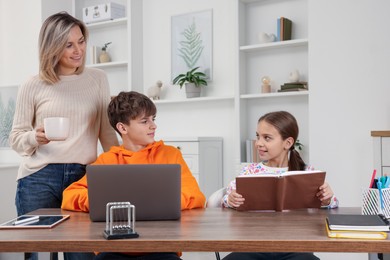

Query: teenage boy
[{"left": 62, "top": 91, "right": 206, "bottom": 260}]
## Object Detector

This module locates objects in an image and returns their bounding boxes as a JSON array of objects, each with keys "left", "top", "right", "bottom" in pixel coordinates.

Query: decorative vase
[
  {"left": 258, "top": 32, "right": 276, "bottom": 44},
  {"left": 289, "top": 69, "right": 300, "bottom": 83},
  {"left": 261, "top": 84, "right": 271, "bottom": 93},
  {"left": 99, "top": 50, "right": 111, "bottom": 63},
  {"left": 261, "top": 76, "right": 271, "bottom": 93},
  {"left": 185, "top": 83, "right": 201, "bottom": 98}
]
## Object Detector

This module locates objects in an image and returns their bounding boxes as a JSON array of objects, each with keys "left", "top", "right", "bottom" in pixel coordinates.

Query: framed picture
[
  {"left": 0, "top": 86, "right": 18, "bottom": 149},
  {"left": 171, "top": 9, "right": 213, "bottom": 81}
]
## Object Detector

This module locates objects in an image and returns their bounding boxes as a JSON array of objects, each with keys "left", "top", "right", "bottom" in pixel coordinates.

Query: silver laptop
[{"left": 86, "top": 164, "right": 181, "bottom": 222}]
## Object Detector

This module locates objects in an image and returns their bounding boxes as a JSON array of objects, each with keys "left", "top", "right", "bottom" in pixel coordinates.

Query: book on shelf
[
  {"left": 325, "top": 220, "right": 388, "bottom": 240},
  {"left": 278, "top": 88, "right": 308, "bottom": 93},
  {"left": 326, "top": 214, "right": 390, "bottom": 232},
  {"left": 281, "top": 82, "right": 308, "bottom": 90},
  {"left": 283, "top": 17, "right": 292, "bottom": 41},
  {"left": 279, "top": 82, "right": 308, "bottom": 92},
  {"left": 246, "top": 139, "right": 261, "bottom": 163},
  {"left": 280, "top": 17, "right": 284, "bottom": 41},
  {"left": 235, "top": 170, "right": 326, "bottom": 211},
  {"left": 277, "top": 17, "right": 292, "bottom": 41},
  {"left": 283, "top": 81, "right": 308, "bottom": 85},
  {"left": 89, "top": 46, "right": 99, "bottom": 64}
]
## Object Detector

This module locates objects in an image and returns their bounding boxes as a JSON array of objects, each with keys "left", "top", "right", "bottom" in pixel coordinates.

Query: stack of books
[
  {"left": 325, "top": 214, "right": 390, "bottom": 239},
  {"left": 278, "top": 82, "right": 308, "bottom": 92},
  {"left": 277, "top": 17, "right": 292, "bottom": 41}
]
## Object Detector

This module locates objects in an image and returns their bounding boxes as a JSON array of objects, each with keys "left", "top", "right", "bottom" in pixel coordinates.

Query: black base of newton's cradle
[{"left": 103, "top": 228, "right": 139, "bottom": 240}]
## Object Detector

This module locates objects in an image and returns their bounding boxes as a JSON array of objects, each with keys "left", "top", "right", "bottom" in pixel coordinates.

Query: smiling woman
[{"left": 9, "top": 11, "right": 118, "bottom": 260}]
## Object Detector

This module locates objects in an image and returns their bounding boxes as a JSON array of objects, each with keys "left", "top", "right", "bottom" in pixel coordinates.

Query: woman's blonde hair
[{"left": 39, "top": 12, "right": 89, "bottom": 84}]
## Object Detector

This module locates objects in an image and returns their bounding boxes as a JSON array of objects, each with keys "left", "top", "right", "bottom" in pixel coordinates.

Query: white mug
[{"left": 44, "top": 117, "right": 70, "bottom": 141}]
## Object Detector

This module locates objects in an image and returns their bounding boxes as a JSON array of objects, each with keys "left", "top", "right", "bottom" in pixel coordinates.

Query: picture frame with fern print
[
  {"left": 171, "top": 9, "right": 212, "bottom": 81},
  {"left": 0, "top": 86, "right": 18, "bottom": 149}
]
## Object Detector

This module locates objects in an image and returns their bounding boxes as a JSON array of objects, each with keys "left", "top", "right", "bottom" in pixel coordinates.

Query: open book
[{"left": 235, "top": 170, "right": 326, "bottom": 211}]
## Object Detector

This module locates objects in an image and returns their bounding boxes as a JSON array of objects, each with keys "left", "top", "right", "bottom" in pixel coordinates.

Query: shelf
[
  {"left": 240, "top": 0, "right": 265, "bottom": 3},
  {"left": 85, "top": 17, "right": 127, "bottom": 30},
  {"left": 240, "top": 39, "right": 308, "bottom": 52},
  {"left": 240, "top": 91, "right": 309, "bottom": 100},
  {"left": 87, "top": 61, "right": 128, "bottom": 69},
  {"left": 153, "top": 96, "right": 234, "bottom": 105}
]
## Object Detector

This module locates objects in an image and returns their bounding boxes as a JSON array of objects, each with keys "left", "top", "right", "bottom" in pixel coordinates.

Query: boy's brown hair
[{"left": 108, "top": 91, "right": 157, "bottom": 134}]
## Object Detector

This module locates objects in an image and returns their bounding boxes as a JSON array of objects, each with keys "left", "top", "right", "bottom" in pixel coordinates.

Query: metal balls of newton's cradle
[{"left": 261, "top": 76, "right": 271, "bottom": 93}]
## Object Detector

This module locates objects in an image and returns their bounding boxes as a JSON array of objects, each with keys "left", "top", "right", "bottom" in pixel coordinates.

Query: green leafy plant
[
  {"left": 101, "top": 42, "right": 112, "bottom": 51},
  {"left": 295, "top": 139, "right": 304, "bottom": 151},
  {"left": 172, "top": 67, "right": 208, "bottom": 89}
]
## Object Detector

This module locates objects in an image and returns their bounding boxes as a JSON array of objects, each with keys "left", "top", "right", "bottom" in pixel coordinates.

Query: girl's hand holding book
[
  {"left": 317, "top": 182, "right": 334, "bottom": 206},
  {"left": 227, "top": 190, "right": 245, "bottom": 208}
]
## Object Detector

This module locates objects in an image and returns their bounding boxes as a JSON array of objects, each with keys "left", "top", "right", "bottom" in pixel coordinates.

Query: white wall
[
  {"left": 0, "top": 0, "right": 40, "bottom": 86},
  {"left": 0, "top": 0, "right": 40, "bottom": 165},
  {"left": 309, "top": 0, "right": 390, "bottom": 207}
]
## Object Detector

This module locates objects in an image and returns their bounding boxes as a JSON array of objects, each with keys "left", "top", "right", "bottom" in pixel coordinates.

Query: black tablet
[{"left": 0, "top": 215, "right": 70, "bottom": 229}]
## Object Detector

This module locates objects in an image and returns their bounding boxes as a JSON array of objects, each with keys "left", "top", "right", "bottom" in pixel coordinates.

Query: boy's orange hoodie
[{"left": 61, "top": 140, "right": 206, "bottom": 212}]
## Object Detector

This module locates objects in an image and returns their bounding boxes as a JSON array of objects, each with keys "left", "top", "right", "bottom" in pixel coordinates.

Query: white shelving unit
[
  {"left": 236, "top": 0, "right": 309, "bottom": 163},
  {"left": 153, "top": 96, "right": 234, "bottom": 105}
]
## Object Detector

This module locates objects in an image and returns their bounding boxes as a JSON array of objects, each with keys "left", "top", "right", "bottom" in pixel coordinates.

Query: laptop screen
[{"left": 86, "top": 164, "right": 181, "bottom": 222}]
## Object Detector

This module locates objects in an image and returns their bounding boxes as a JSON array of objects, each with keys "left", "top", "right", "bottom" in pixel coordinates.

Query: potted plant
[
  {"left": 295, "top": 139, "right": 303, "bottom": 151},
  {"left": 99, "top": 42, "right": 112, "bottom": 63},
  {"left": 172, "top": 67, "right": 207, "bottom": 98}
]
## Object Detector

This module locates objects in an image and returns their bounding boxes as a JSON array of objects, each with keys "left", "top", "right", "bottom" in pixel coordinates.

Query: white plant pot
[
  {"left": 185, "top": 83, "right": 201, "bottom": 98},
  {"left": 99, "top": 50, "right": 111, "bottom": 63}
]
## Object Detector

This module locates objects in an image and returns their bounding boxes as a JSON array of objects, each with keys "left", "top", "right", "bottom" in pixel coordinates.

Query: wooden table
[{"left": 0, "top": 207, "right": 389, "bottom": 253}]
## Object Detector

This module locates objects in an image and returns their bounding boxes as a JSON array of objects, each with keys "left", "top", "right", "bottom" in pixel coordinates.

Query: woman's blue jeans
[{"left": 15, "top": 163, "right": 94, "bottom": 260}]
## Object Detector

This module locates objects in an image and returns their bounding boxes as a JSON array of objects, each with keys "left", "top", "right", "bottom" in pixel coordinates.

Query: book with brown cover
[
  {"left": 235, "top": 171, "right": 326, "bottom": 211},
  {"left": 280, "top": 17, "right": 284, "bottom": 41}
]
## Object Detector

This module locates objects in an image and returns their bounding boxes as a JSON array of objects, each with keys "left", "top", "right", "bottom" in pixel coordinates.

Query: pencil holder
[{"left": 362, "top": 188, "right": 390, "bottom": 218}]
